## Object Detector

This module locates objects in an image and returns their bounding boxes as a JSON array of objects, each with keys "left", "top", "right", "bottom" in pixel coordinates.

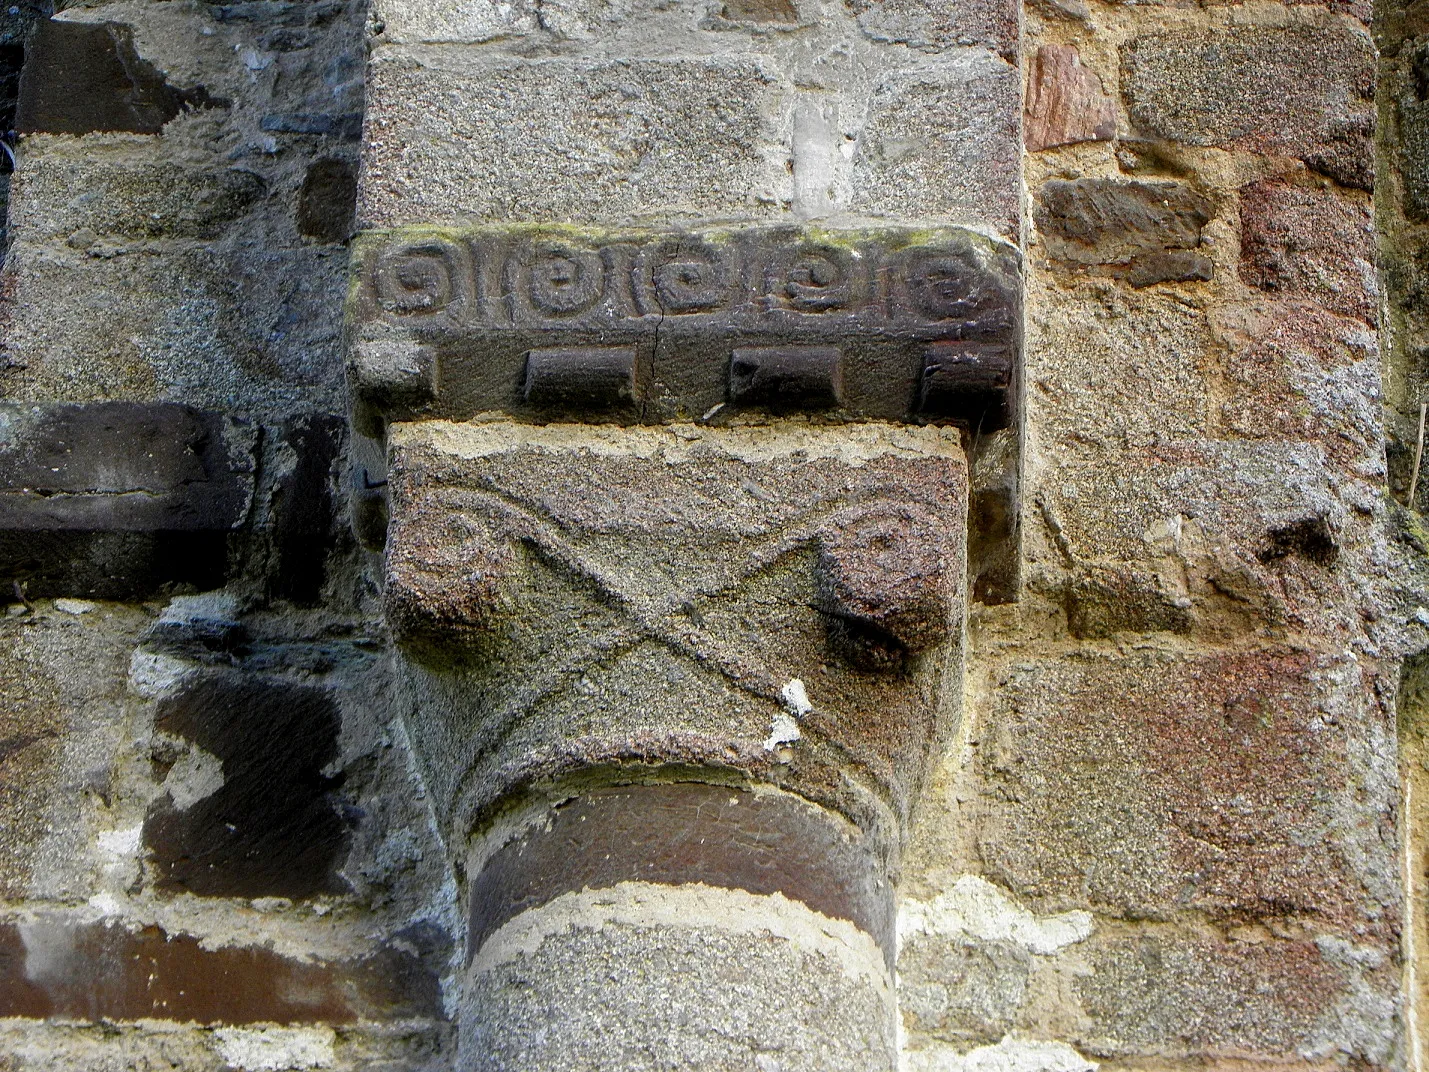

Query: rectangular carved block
[
  {"left": 383, "top": 420, "right": 968, "bottom": 847},
  {"left": 350, "top": 224, "right": 1020, "bottom": 431},
  {"left": 0, "top": 403, "right": 255, "bottom": 598}
]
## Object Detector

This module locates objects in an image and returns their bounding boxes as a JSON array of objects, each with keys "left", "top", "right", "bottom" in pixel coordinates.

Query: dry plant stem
[{"left": 1411, "top": 402, "right": 1428, "bottom": 509}]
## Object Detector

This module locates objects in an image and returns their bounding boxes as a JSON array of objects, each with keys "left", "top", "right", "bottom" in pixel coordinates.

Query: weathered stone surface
[
  {"left": 1239, "top": 179, "right": 1376, "bottom": 323},
  {"left": 0, "top": 916, "right": 443, "bottom": 1023},
  {"left": 0, "top": 404, "right": 255, "bottom": 598},
  {"left": 469, "top": 783, "right": 892, "bottom": 959},
  {"left": 361, "top": 51, "right": 790, "bottom": 229},
  {"left": 973, "top": 648, "right": 1397, "bottom": 933},
  {"left": 10, "top": 158, "right": 267, "bottom": 243},
  {"left": 351, "top": 224, "right": 1020, "bottom": 429},
  {"left": 0, "top": 244, "right": 348, "bottom": 417},
  {"left": 0, "top": 607, "right": 144, "bottom": 900},
  {"left": 1122, "top": 21, "right": 1375, "bottom": 190},
  {"left": 896, "top": 934, "right": 1029, "bottom": 1046},
  {"left": 1076, "top": 931, "right": 1395, "bottom": 1062},
  {"left": 851, "top": 57, "right": 1020, "bottom": 238},
  {"left": 142, "top": 670, "right": 352, "bottom": 898},
  {"left": 16, "top": 21, "right": 218, "bottom": 135},
  {"left": 1024, "top": 288, "right": 1214, "bottom": 452},
  {"left": 385, "top": 421, "right": 966, "bottom": 849},
  {"left": 1220, "top": 304, "right": 1382, "bottom": 471},
  {"left": 848, "top": 0, "right": 1018, "bottom": 61},
  {"left": 1024, "top": 45, "right": 1116, "bottom": 152},
  {"left": 1035, "top": 179, "right": 1213, "bottom": 284},
  {"left": 463, "top": 885, "right": 895, "bottom": 1071}
]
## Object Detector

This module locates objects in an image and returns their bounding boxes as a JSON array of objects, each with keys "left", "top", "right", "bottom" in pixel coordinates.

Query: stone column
[{"left": 350, "top": 3, "right": 1021, "bottom": 1068}]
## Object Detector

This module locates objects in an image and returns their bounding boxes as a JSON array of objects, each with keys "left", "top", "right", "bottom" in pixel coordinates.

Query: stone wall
[{"left": 0, "top": 0, "right": 1426, "bottom": 1068}]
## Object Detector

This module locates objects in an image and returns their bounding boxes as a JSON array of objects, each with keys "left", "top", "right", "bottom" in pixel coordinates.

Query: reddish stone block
[
  {"left": 974, "top": 648, "right": 1397, "bottom": 936},
  {"left": 1076, "top": 931, "right": 1393, "bottom": 1062},
  {"left": 1220, "top": 303, "right": 1382, "bottom": 471},
  {"left": 1025, "top": 46, "right": 1116, "bottom": 152},
  {"left": 1239, "top": 180, "right": 1376, "bottom": 324}
]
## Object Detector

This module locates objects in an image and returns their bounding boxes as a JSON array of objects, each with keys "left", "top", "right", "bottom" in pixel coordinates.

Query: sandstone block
[
  {"left": 9, "top": 156, "right": 267, "bottom": 243},
  {"left": 0, "top": 608, "right": 146, "bottom": 900},
  {"left": 1035, "top": 178, "right": 1213, "bottom": 285},
  {"left": 360, "top": 51, "right": 791, "bottom": 228},
  {"left": 1238, "top": 178, "right": 1376, "bottom": 324},
  {"left": 0, "top": 244, "right": 348, "bottom": 417},
  {"left": 1034, "top": 442, "right": 1361, "bottom": 640},
  {"left": 1122, "top": 20, "right": 1375, "bottom": 189},
  {"left": 1024, "top": 45, "right": 1116, "bottom": 152},
  {"left": 1024, "top": 288, "right": 1214, "bottom": 452},
  {"left": 1220, "top": 303, "right": 1382, "bottom": 472},
  {"left": 850, "top": 56, "right": 1020, "bottom": 238},
  {"left": 1076, "top": 931, "right": 1395, "bottom": 1063},
  {"left": 973, "top": 648, "right": 1397, "bottom": 934},
  {"left": 0, "top": 403, "right": 255, "bottom": 598}
]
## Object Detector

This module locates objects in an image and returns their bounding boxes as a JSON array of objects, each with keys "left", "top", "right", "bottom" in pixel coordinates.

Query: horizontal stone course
[
  {"left": 351, "top": 223, "right": 1020, "bottom": 428},
  {"left": 0, "top": 403, "right": 255, "bottom": 598}
]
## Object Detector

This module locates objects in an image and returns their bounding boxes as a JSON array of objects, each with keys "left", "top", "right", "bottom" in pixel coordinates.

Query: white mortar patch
[
  {"left": 213, "top": 1026, "right": 336, "bottom": 1071},
  {"left": 906, "top": 1037, "right": 1097, "bottom": 1072},
  {"left": 898, "top": 875, "right": 1093, "bottom": 955},
  {"left": 96, "top": 825, "right": 142, "bottom": 859}
]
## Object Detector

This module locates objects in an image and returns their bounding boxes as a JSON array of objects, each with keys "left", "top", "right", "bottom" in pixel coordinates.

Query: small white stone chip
[
  {"left": 763, "top": 713, "right": 802, "bottom": 752},
  {"left": 780, "top": 678, "right": 812, "bottom": 717}
]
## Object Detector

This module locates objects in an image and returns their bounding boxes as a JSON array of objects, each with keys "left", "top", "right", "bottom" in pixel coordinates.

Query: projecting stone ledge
[
  {"left": 348, "top": 223, "right": 1021, "bottom": 434},
  {"left": 0, "top": 402, "right": 255, "bottom": 598}
]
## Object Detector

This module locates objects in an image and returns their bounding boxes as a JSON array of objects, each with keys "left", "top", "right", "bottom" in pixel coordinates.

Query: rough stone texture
[
  {"left": 1122, "top": 19, "right": 1376, "bottom": 190},
  {"left": 849, "top": 56, "right": 1020, "bottom": 238},
  {"left": 0, "top": 606, "right": 147, "bottom": 900},
  {"left": 972, "top": 648, "right": 1396, "bottom": 932},
  {"left": 1035, "top": 179, "right": 1213, "bottom": 285},
  {"left": 1239, "top": 178, "right": 1377, "bottom": 324},
  {"left": 464, "top": 898, "right": 895, "bottom": 1071},
  {"left": 1076, "top": 931, "right": 1395, "bottom": 1063},
  {"left": 0, "top": 244, "right": 349, "bottom": 418},
  {"left": 386, "top": 421, "right": 967, "bottom": 847},
  {"left": 361, "top": 52, "right": 791, "bottom": 229},
  {"left": 848, "top": 0, "right": 1019, "bottom": 62},
  {"left": 1024, "top": 45, "right": 1116, "bottom": 152},
  {"left": 1219, "top": 304, "right": 1382, "bottom": 472}
]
